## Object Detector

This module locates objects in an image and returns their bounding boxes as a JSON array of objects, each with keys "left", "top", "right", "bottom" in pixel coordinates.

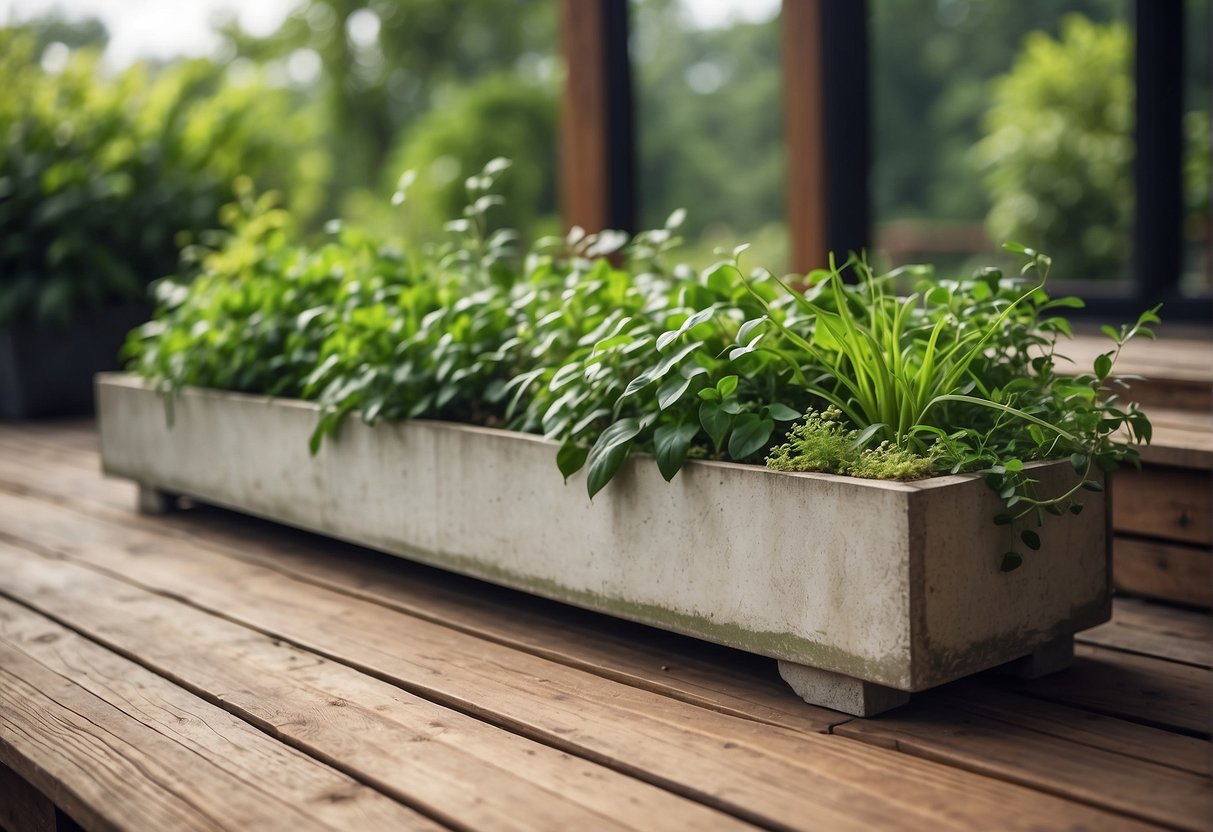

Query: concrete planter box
[{"left": 97, "top": 373, "right": 1111, "bottom": 715}]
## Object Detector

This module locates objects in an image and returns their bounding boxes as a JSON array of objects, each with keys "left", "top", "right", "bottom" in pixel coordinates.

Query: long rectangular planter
[{"left": 96, "top": 373, "right": 1111, "bottom": 714}]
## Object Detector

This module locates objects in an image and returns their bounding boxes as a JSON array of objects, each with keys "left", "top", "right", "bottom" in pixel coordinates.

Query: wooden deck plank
[
  {"left": 1114, "top": 537, "right": 1212, "bottom": 610},
  {"left": 0, "top": 503, "right": 1162, "bottom": 832},
  {"left": 1113, "top": 467, "right": 1212, "bottom": 546},
  {"left": 834, "top": 694, "right": 1211, "bottom": 831},
  {"left": 1064, "top": 333, "right": 1212, "bottom": 412},
  {"left": 0, "top": 625, "right": 363, "bottom": 832},
  {"left": 1138, "top": 408, "right": 1213, "bottom": 469},
  {"left": 0, "top": 543, "right": 755, "bottom": 832},
  {"left": 1005, "top": 643, "right": 1211, "bottom": 738},
  {"left": 1080, "top": 598, "right": 1212, "bottom": 667},
  {"left": 0, "top": 597, "right": 442, "bottom": 832},
  {"left": 932, "top": 683, "right": 1210, "bottom": 777}
]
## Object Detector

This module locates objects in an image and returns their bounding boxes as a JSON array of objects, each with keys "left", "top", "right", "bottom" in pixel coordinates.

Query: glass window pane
[
  {"left": 630, "top": 0, "right": 785, "bottom": 273},
  {"left": 871, "top": 0, "right": 1133, "bottom": 290}
]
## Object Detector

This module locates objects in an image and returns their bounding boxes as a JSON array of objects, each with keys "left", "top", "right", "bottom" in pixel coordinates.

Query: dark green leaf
[
  {"left": 1080, "top": 479, "right": 1104, "bottom": 492},
  {"left": 654, "top": 421, "right": 700, "bottom": 481},
  {"left": 765, "top": 403, "right": 801, "bottom": 422},
  {"left": 657, "top": 374, "right": 693, "bottom": 410},
  {"left": 1020, "top": 530, "right": 1041, "bottom": 551},
  {"left": 728, "top": 414, "right": 775, "bottom": 460},
  {"left": 586, "top": 418, "right": 642, "bottom": 498},
  {"left": 557, "top": 441, "right": 588, "bottom": 482},
  {"left": 699, "top": 401, "right": 731, "bottom": 449},
  {"left": 1000, "top": 551, "right": 1024, "bottom": 572}
]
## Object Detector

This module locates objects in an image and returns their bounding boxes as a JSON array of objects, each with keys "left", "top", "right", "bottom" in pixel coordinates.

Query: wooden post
[
  {"left": 782, "top": 1, "right": 870, "bottom": 274},
  {"left": 557, "top": 0, "right": 635, "bottom": 235}
]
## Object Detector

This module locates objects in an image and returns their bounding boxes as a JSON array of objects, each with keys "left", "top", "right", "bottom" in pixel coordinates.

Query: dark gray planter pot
[{"left": 0, "top": 304, "right": 148, "bottom": 419}]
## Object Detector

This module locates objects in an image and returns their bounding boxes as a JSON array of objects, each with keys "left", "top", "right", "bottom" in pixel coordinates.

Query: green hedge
[{"left": 0, "top": 30, "right": 326, "bottom": 324}]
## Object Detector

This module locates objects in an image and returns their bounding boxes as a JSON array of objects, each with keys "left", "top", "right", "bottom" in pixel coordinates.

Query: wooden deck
[{"left": 0, "top": 420, "right": 1209, "bottom": 832}]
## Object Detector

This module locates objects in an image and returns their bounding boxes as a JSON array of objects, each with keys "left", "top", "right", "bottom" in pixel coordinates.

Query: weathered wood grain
[
  {"left": 0, "top": 546, "right": 744, "bottom": 832},
  {"left": 0, "top": 626, "right": 355, "bottom": 832},
  {"left": 835, "top": 695, "right": 1211, "bottom": 830},
  {"left": 1080, "top": 597, "right": 1212, "bottom": 667},
  {"left": 1006, "top": 643, "right": 1211, "bottom": 737},
  {"left": 1113, "top": 466, "right": 1212, "bottom": 546},
  {"left": 0, "top": 597, "right": 445, "bottom": 832},
  {"left": 1114, "top": 537, "right": 1212, "bottom": 610},
  {"left": 0, "top": 517, "right": 1159, "bottom": 831}
]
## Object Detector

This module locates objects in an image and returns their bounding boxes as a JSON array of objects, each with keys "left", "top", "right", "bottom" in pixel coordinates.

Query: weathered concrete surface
[{"left": 97, "top": 374, "right": 1110, "bottom": 693}]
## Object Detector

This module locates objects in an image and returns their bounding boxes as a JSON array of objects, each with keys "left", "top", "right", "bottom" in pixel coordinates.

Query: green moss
[{"left": 765, "top": 407, "right": 936, "bottom": 481}]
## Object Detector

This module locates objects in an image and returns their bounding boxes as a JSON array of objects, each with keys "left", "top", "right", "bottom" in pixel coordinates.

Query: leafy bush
[
  {"left": 976, "top": 15, "right": 1133, "bottom": 282},
  {"left": 127, "top": 161, "right": 1155, "bottom": 570},
  {"left": 381, "top": 73, "right": 557, "bottom": 244},
  {"left": 0, "top": 30, "right": 326, "bottom": 324}
]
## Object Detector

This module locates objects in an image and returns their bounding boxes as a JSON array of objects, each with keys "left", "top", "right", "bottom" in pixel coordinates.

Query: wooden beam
[
  {"left": 783, "top": 1, "right": 870, "bottom": 274},
  {"left": 557, "top": 0, "right": 635, "bottom": 235},
  {"left": 782, "top": 0, "right": 828, "bottom": 272}
]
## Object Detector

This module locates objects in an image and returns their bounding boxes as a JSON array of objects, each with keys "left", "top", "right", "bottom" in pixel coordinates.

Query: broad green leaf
[
  {"left": 557, "top": 441, "right": 588, "bottom": 482},
  {"left": 654, "top": 421, "right": 700, "bottom": 481},
  {"left": 765, "top": 403, "right": 801, "bottom": 422},
  {"left": 1020, "top": 530, "right": 1041, "bottom": 551},
  {"left": 999, "top": 551, "right": 1024, "bottom": 572},
  {"left": 657, "top": 374, "right": 693, "bottom": 410},
  {"left": 728, "top": 413, "right": 774, "bottom": 460},
  {"left": 716, "top": 375, "right": 738, "bottom": 397},
  {"left": 586, "top": 418, "right": 642, "bottom": 498},
  {"left": 699, "top": 401, "right": 731, "bottom": 448}
]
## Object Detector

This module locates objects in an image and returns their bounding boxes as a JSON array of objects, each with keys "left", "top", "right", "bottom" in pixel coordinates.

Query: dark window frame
[{"left": 558, "top": 0, "right": 1210, "bottom": 323}]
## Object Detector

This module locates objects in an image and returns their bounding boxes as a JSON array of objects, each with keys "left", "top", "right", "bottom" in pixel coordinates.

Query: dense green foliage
[
  {"left": 0, "top": 29, "right": 325, "bottom": 324},
  {"left": 976, "top": 16, "right": 1133, "bottom": 282},
  {"left": 127, "top": 167, "right": 1155, "bottom": 569},
  {"left": 383, "top": 73, "right": 558, "bottom": 244},
  {"left": 223, "top": 0, "right": 555, "bottom": 231}
]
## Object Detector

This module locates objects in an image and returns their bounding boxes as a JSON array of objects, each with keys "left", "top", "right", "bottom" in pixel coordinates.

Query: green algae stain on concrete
[{"left": 365, "top": 539, "right": 913, "bottom": 690}]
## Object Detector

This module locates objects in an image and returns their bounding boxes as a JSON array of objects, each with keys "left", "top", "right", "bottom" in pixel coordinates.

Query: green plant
[
  {"left": 976, "top": 15, "right": 1133, "bottom": 282},
  {"left": 0, "top": 30, "right": 325, "bottom": 325},
  {"left": 128, "top": 166, "right": 1154, "bottom": 571}
]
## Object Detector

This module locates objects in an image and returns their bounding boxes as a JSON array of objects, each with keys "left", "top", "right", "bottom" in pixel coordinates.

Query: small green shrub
[{"left": 0, "top": 30, "right": 326, "bottom": 324}]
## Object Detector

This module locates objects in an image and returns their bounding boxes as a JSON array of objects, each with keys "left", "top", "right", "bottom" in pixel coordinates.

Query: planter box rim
[{"left": 97, "top": 372, "right": 1043, "bottom": 493}]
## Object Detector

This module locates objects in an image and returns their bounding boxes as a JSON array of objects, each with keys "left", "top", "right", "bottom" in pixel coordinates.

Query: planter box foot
[
  {"left": 993, "top": 635, "right": 1075, "bottom": 679},
  {"left": 137, "top": 484, "right": 179, "bottom": 516},
  {"left": 777, "top": 661, "right": 910, "bottom": 716}
]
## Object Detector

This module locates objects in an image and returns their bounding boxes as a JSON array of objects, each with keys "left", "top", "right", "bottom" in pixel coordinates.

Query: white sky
[{"left": 0, "top": 0, "right": 779, "bottom": 67}]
